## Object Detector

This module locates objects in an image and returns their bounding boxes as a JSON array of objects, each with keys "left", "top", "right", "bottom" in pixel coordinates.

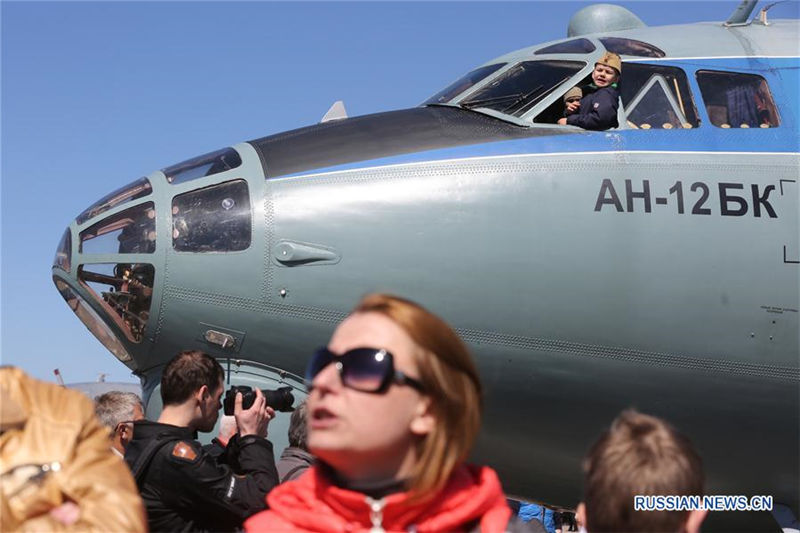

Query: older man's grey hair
[
  {"left": 288, "top": 400, "right": 308, "bottom": 450},
  {"left": 94, "top": 391, "right": 143, "bottom": 430}
]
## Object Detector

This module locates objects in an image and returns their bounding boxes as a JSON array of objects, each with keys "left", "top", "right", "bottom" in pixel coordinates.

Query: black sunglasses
[{"left": 306, "top": 347, "right": 426, "bottom": 394}]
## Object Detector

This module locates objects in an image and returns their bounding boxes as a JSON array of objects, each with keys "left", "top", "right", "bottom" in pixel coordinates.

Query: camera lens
[
  {"left": 263, "top": 386, "right": 295, "bottom": 412},
  {"left": 224, "top": 385, "right": 295, "bottom": 415}
]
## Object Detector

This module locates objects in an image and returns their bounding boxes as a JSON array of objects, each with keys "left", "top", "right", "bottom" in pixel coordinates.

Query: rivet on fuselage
[{"left": 279, "top": 288, "right": 288, "bottom": 298}]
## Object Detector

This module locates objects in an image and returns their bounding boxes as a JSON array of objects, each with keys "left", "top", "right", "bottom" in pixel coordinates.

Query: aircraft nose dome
[{"left": 567, "top": 4, "right": 646, "bottom": 37}]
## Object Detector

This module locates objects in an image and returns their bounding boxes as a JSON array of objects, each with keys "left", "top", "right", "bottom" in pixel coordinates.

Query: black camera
[{"left": 223, "top": 385, "right": 295, "bottom": 415}]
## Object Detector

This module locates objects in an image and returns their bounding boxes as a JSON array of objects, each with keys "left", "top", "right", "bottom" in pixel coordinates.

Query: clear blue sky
[{"left": 2, "top": 1, "right": 798, "bottom": 384}]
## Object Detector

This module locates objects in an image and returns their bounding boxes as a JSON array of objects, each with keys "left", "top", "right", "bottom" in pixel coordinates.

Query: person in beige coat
[{"left": 1, "top": 366, "right": 147, "bottom": 532}]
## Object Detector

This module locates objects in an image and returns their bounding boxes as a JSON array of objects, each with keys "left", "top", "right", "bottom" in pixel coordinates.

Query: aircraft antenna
[
  {"left": 724, "top": 0, "right": 759, "bottom": 26},
  {"left": 321, "top": 100, "right": 348, "bottom": 123},
  {"left": 754, "top": 1, "right": 785, "bottom": 25}
]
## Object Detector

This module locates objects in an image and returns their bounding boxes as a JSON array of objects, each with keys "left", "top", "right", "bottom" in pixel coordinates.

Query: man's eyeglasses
[
  {"left": 115, "top": 420, "right": 136, "bottom": 429},
  {"left": 306, "top": 347, "right": 426, "bottom": 394}
]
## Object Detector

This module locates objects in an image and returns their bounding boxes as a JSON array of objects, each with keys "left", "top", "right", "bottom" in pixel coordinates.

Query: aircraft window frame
[
  {"left": 54, "top": 278, "right": 134, "bottom": 362},
  {"left": 79, "top": 202, "right": 156, "bottom": 255},
  {"left": 527, "top": 59, "right": 601, "bottom": 125},
  {"left": 534, "top": 38, "right": 596, "bottom": 55},
  {"left": 423, "top": 63, "right": 506, "bottom": 105},
  {"left": 163, "top": 147, "right": 243, "bottom": 185},
  {"left": 77, "top": 263, "right": 155, "bottom": 344},
  {"left": 626, "top": 76, "right": 688, "bottom": 129},
  {"left": 599, "top": 37, "right": 665, "bottom": 58},
  {"left": 76, "top": 177, "right": 152, "bottom": 225},
  {"left": 459, "top": 60, "right": 587, "bottom": 117},
  {"left": 619, "top": 63, "right": 699, "bottom": 129},
  {"left": 695, "top": 70, "right": 780, "bottom": 129},
  {"left": 172, "top": 179, "right": 252, "bottom": 253},
  {"left": 53, "top": 228, "right": 72, "bottom": 273}
]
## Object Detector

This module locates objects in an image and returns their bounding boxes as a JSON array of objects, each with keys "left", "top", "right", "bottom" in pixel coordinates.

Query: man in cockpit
[{"left": 558, "top": 52, "right": 621, "bottom": 131}]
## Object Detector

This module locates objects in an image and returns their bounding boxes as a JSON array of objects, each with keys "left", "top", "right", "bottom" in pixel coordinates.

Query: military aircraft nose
[{"left": 51, "top": 177, "right": 158, "bottom": 369}]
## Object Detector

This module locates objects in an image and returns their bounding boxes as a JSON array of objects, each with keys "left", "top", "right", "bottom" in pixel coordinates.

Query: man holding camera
[{"left": 125, "top": 350, "right": 279, "bottom": 532}]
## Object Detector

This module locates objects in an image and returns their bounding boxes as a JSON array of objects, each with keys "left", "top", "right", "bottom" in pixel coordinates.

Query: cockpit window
[
  {"left": 696, "top": 71, "right": 779, "bottom": 128},
  {"left": 460, "top": 60, "right": 585, "bottom": 117},
  {"left": 79, "top": 202, "right": 156, "bottom": 255},
  {"left": 53, "top": 229, "right": 71, "bottom": 273},
  {"left": 54, "top": 278, "right": 133, "bottom": 362},
  {"left": 77, "top": 263, "right": 154, "bottom": 344},
  {"left": 621, "top": 64, "right": 699, "bottom": 129},
  {"left": 534, "top": 39, "right": 596, "bottom": 55},
  {"left": 76, "top": 177, "right": 151, "bottom": 225},
  {"left": 172, "top": 180, "right": 251, "bottom": 252},
  {"left": 163, "top": 147, "right": 242, "bottom": 185},
  {"left": 599, "top": 37, "right": 665, "bottom": 58},
  {"left": 423, "top": 63, "right": 506, "bottom": 105}
]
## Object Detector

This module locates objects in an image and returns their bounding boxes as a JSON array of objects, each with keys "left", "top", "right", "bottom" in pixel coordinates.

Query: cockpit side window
[
  {"left": 163, "top": 147, "right": 242, "bottom": 185},
  {"left": 172, "top": 180, "right": 251, "bottom": 252},
  {"left": 460, "top": 60, "right": 585, "bottom": 117},
  {"left": 423, "top": 63, "right": 506, "bottom": 105},
  {"left": 696, "top": 71, "right": 779, "bottom": 128},
  {"left": 79, "top": 202, "right": 156, "bottom": 255},
  {"left": 599, "top": 37, "right": 665, "bottom": 58},
  {"left": 534, "top": 39, "right": 596, "bottom": 55},
  {"left": 621, "top": 64, "right": 699, "bottom": 129}
]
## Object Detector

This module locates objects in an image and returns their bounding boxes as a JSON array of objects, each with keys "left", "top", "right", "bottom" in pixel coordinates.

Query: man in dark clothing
[
  {"left": 125, "top": 350, "right": 279, "bottom": 532},
  {"left": 558, "top": 52, "right": 621, "bottom": 131},
  {"left": 275, "top": 400, "right": 314, "bottom": 482}
]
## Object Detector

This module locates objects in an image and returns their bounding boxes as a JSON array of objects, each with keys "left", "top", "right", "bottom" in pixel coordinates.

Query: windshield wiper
[
  {"left": 460, "top": 84, "right": 546, "bottom": 114},
  {"left": 460, "top": 93, "right": 526, "bottom": 109},
  {"left": 500, "top": 85, "right": 546, "bottom": 114}
]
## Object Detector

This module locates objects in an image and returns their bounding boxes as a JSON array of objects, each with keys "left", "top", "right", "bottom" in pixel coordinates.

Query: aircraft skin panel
[
  {"left": 259, "top": 126, "right": 800, "bottom": 181},
  {"left": 258, "top": 148, "right": 799, "bottom": 525},
  {"left": 266, "top": 151, "right": 798, "bottom": 369},
  {"left": 249, "top": 106, "right": 558, "bottom": 179},
  {"left": 475, "top": 340, "right": 798, "bottom": 514},
  {"left": 496, "top": 20, "right": 799, "bottom": 65}
]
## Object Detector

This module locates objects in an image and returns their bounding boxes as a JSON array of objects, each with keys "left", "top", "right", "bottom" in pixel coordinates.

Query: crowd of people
[{"left": 1, "top": 293, "right": 710, "bottom": 532}]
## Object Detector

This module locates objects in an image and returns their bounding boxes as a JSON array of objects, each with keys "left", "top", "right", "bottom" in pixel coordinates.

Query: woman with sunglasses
[{"left": 245, "top": 293, "right": 542, "bottom": 533}]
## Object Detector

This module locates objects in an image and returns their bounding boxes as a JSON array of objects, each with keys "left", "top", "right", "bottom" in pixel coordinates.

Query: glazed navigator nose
[{"left": 51, "top": 176, "right": 158, "bottom": 368}]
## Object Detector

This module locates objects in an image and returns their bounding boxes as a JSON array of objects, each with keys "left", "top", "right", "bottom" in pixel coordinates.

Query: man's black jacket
[{"left": 125, "top": 420, "right": 278, "bottom": 532}]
